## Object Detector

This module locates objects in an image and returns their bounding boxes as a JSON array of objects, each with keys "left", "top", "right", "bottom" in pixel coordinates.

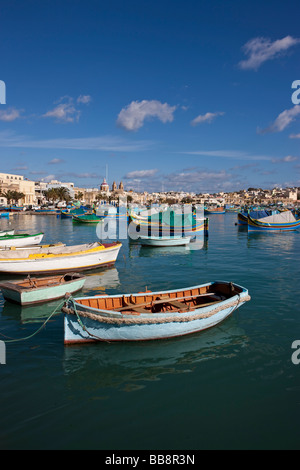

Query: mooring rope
[
  {"left": 0, "top": 299, "right": 65, "bottom": 343},
  {"left": 69, "top": 297, "right": 111, "bottom": 343},
  {"left": 63, "top": 294, "right": 251, "bottom": 326}
]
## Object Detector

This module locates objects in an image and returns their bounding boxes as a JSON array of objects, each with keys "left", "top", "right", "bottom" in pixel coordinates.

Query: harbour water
[{"left": 0, "top": 212, "right": 299, "bottom": 450}]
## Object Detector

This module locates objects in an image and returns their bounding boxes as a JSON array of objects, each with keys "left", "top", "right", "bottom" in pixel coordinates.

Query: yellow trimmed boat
[{"left": 0, "top": 241, "right": 122, "bottom": 274}]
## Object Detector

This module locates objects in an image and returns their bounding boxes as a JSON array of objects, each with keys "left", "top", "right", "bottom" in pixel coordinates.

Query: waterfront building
[
  {"left": 0, "top": 172, "right": 36, "bottom": 205},
  {"left": 46, "top": 179, "right": 75, "bottom": 198},
  {"left": 73, "top": 187, "right": 100, "bottom": 205}
]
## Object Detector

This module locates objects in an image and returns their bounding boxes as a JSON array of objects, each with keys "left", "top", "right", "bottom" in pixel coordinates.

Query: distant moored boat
[{"left": 247, "top": 211, "right": 300, "bottom": 232}]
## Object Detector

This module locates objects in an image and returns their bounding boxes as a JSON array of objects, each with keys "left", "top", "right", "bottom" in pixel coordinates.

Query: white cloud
[
  {"left": 260, "top": 105, "right": 300, "bottom": 133},
  {"left": 43, "top": 95, "right": 91, "bottom": 123},
  {"left": 0, "top": 131, "right": 152, "bottom": 152},
  {"left": 190, "top": 111, "right": 224, "bottom": 126},
  {"left": 162, "top": 168, "right": 240, "bottom": 193},
  {"left": 48, "top": 158, "right": 65, "bottom": 164},
  {"left": 124, "top": 169, "right": 158, "bottom": 179},
  {"left": 272, "top": 155, "right": 299, "bottom": 163},
  {"left": 43, "top": 99, "right": 80, "bottom": 123},
  {"left": 117, "top": 100, "right": 177, "bottom": 131},
  {"left": 41, "top": 174, "right": 56, "bottom": 183},
  {"left": 0, "top": 108, "right": 22, "bottom": 122},
  {"left": 283, "top": 155, "right": 298, "bottom": 162},
  {"left": 180, "top": 149, "right": 272, "bottom": 161},
  {"left": 77, "top": 95, "right": 92, "bottom": 104},
  {"left": 239, "top": 35, "right": 300, "bottom": 70}
]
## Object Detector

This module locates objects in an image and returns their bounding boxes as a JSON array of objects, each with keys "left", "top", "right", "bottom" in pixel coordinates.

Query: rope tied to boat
[
  {"left": 62, "top": 294, "right": 251, "bottom": 326},
  {"left": 65, "top": 294, "right": 111, "bottom": 343},
  {"left": 0, "top": 299, "right": 65, "bottom": 343}
]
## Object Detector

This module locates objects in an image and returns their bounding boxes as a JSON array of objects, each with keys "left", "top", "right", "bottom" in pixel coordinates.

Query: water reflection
[
  {"left": 247, "top": 231, "right": 299, "bottom": 252},
  {"left": 128, "top": 238, "right": 208, "bottom": 258},
  {"left": 63, "top": 319, "right": 248, "bottom": 392},
  {"left": 138, "top": 244, "right": 193, "bottom": 258},
  {"left": 83, "top": 267, "right": 120, "bottom": 292}
]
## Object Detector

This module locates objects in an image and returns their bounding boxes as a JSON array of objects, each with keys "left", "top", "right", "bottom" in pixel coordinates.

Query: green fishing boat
[{"left": 72, "top": 213, "right": 104, "bottom": 224}]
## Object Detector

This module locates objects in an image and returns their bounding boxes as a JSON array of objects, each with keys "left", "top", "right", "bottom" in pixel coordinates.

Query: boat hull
[
  {"left": 139, "top": 236, "right": 191, "bottom": 246},
  {"left": 237, "top": 212, "right": 248, "bottom": 225},
  {"left": 63, "top": 281, "right": 250, "bottom": 343},
  {"left": 0, "top": 275, "right": 86, "bottom": 305},
  {"left": 128, "top": 217, "right": 207, "bottom": 238},
  {"left": 0, "top": 230, "right": 14, "bottom": 236},
  {"left": 72, "top": 214, "right": 104, "bottom": 223},
  {"left": 247, "top": 216, "right": 300, "bottom": 232},
  {"left": 0, "top": 242, "right": 122, "bottom": 274},
  {"left": 204, "top": 210, "right": 225, "bottom": 214},
  {"left": 0, "top": 233, "right": 44, "bottom": 247}
]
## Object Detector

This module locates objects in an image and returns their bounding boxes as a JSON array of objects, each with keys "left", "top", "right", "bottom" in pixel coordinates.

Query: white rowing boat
[
  {"left": 0, "top": 232, "right": 44, "bottom": 247},
  {"left": 0, "top": 230, "right": 15, "bottom": 237},
  {"left": 62, "top": 281, "right": 250, "bottom": 343},
  {"left": 0, "top": 241, "right": 122, "bottom": 274},
  {"left": 139, "top": 235, "right": 191, "bottom": 246}
]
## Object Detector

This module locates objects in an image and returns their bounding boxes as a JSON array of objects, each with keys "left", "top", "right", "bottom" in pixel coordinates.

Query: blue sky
[{"left": 0, "top": 0, "right": 300, "bottom": 193}]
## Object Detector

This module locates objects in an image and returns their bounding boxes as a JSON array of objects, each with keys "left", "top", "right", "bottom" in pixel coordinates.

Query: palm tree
[
  {"left": 0, "top": 190, "right": 25, "bottom": 205},
  {"left": 75, "top": 191, "right": 84, "bottom": 201},
  {"left": 56, "top": 186, "right": 71, "bottom": 203},
  {"left": 44, "top": 187, "right": 71, "bottom": 204},
  {"left": 44, "top": 188, "right": 58, "bottom": 203}
]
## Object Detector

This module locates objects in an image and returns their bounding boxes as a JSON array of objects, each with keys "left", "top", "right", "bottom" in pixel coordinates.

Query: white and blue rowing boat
[
  {"left": 139, "top": 235, "right": 191, "bottom": 246},
  {"left": 62, "top": 281, "right": 251, "bottom": 343}
]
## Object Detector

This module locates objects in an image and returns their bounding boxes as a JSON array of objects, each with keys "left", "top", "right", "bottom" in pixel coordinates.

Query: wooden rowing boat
[
  {"left": 0, "top": 273, "right": 86, "bottom": 305},
  {"left": 139, "top": 235, "right": 191, "bottom": 246},
  {"left": 0, "top": 232, "right": 44, "bottom": 247},
  {"left": 62, "top": 281, "right": 250, "bottom": 343},
  {"left": 0, "top": 241, "right": 122, "bottom": 274}
]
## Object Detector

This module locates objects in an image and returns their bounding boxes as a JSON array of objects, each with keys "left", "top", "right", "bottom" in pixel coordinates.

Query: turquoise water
[{"left": 0, "top": 213, "right": 299, "bottom": 450}]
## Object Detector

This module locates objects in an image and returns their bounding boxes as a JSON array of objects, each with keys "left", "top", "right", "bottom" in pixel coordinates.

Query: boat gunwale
[
  {"left": 68, "top": 281, "right": 248, "bottom": 319},
  {"left": 0, "top": 232, "right": 44, "bottom": 240},
  {"left": 0, "top": 273, "right": 86, "bottom": 294},
  {"left": 0, "top": 241, "right": 122, "bottom": 261},
  {"left": 247, "top": 214, "right": 300, "bottom": 228}
]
